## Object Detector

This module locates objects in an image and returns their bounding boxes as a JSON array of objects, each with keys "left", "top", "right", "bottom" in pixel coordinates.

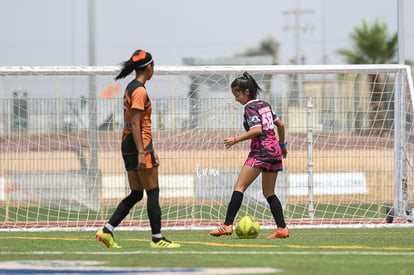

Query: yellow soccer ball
[{"left": 235, "top": 216, "right": 260, "bottom": 239}]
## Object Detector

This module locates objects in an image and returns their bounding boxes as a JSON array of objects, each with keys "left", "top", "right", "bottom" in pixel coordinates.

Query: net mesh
[{"left": 0, "top": 65, "right": 413, "bottom": 230}]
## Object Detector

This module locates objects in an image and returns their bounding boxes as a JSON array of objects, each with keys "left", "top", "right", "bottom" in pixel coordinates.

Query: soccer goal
[{"left": 0, "top": 64, "right": 413, "bottom": 231}]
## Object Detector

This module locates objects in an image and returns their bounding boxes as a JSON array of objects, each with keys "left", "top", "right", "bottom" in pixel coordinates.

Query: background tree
[
  {"left": 237, "top": 36, "right": 280, "bottom": 62},
  {"left": 236, "top": 36, "right": 280, "bottom": 100},
  {"left": 336, "top": 19, "right": 398, "bottom": 136}
]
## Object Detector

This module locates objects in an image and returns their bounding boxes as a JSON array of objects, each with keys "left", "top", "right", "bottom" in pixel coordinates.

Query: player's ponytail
[
  {"left": 115, "top": 59, "right": 135, "bottom": 80},
  {"left": 115, "top": 49, "right": 153, "bottom": 80},
  {"left": 231, "top": 71, "right": 262, "bottom": 99}
]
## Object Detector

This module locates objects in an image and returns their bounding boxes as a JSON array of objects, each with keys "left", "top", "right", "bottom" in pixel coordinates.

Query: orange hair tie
[{"left": 132, "top": 51, "right": 147, "bottom": 62}]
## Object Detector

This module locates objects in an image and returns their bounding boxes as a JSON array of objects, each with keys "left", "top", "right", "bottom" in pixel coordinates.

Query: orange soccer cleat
[
  {"left": 266, "top": 227, "right": 289, "bottom": 239},
  {"left": 210, "top": 224, "right": 233, "bottom": 236}
]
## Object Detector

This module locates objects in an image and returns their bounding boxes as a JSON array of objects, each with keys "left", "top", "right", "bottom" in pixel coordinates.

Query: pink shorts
[{"left": 244, "top": 157, "right": 283, "bottom": 172}]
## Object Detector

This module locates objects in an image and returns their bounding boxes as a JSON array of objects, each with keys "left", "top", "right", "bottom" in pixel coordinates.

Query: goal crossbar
[{"left": 0, "top": 64, "right": 411, "bottom": 75}]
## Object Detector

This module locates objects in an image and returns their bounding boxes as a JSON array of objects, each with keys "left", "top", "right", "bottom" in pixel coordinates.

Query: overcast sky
[{"left": 1, "top": 0, "right": 413, "bottom": 67}]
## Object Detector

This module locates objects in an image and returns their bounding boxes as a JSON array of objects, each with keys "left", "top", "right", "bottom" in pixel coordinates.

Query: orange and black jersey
[{"left": 122, "top": 79, "right": 152, "bottom": 148}]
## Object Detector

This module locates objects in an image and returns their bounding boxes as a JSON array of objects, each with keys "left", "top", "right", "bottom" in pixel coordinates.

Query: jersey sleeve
[
  {"left": 130, "top": 87, "right": 147, "bottom": 111},
  {"left": 245, "top": 104, "right": 262, "bottom": 130},
  {"left": 273, "top": 111, "right": 280, "bottom": 122}
]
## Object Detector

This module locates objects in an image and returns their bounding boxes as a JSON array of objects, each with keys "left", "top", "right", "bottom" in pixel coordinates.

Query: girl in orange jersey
[{"left": 96, "top": 49, "right": 180, "bottom": 248}]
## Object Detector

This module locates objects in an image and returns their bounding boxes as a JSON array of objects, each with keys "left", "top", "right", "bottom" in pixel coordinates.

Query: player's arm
[
  {"left": 224, "top": 126, "right": 262, "bottom": 148},
  {"left": 274, "top": 118, "right": 287, "bottom": 158},
  {"left": 131, "top": 109, "right": 146, "bottom": 168}
]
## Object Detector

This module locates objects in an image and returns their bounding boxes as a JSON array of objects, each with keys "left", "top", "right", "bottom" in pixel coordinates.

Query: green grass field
[{"left": 1, "top": 227, "right": 414, "bottom": 274}]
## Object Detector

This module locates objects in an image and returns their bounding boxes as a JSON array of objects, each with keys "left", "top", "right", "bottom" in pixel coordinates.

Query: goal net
[{"left": 0, "top": 64, "right": 413, "bottom": 230}]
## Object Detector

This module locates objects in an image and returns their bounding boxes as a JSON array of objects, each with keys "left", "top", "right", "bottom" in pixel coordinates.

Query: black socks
[
  {"left": 147, "top": 188, "right": 161, "bottom": 235},
  {"left": 266, "top": 194, "right": 286, "bottom": 228},
  {"left": 106, "top": 190, "right": 144, "bottom": 229},
  {"left": 224, "top": 191, "right": 244, "bottom": 226}
]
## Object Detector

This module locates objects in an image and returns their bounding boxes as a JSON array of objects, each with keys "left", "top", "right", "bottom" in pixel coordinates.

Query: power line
[{"left": 282, "top": 1, "right": 315, "bottom": 65}]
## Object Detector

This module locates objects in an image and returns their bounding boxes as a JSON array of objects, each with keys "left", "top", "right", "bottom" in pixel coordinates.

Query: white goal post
[{"left": 0, "top": 64, "right": 413, "bottom": 231}]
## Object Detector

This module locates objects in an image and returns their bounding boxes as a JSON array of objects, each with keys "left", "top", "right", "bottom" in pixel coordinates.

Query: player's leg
[
  {"left": 210, "top": 165, "right": 261, "bottom": 236},
  {"left": 227, "top": 165, "right": 261, "bottom": 224},
  {"left": 262, "top": 171, "right": 289, "bottom": 238},
  {"left": 96, "top": 170, "right": 144, "bottom": 248},
  {"left": 139, "top": 154, "right": 180, "bottom": 248},
  {"left": 108, "top": 133, "right": 145, "bottom": 228},
  {"left": 107, "top": 170, "right": 144, "bottom": 228},
  {"left": 139, "top": 167, "right": 161, "bottom": 237},
  {"left": 97, "top": 134, "right": 144, "bottom": 248}
]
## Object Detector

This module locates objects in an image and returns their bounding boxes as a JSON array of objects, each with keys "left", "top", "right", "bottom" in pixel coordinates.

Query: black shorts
[{"left": 121, "top": 133, "right": 159, "bottom": 170}]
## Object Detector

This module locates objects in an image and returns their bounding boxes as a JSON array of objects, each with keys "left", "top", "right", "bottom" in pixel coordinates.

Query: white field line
[
  {"left": 1, "top": 223, "right": 414, "bottom": 232},
  {"left": 1, "top": 250, "right": 414, "bottom": 256}
]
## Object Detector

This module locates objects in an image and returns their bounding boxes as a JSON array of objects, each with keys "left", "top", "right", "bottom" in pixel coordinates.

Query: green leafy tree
[
  {"left": 336, "top": 19, "right": 398, "bottom": 135},
  {"left": 237, "top": 36, "right": 280, "bottom": 100},
  {"left": 237, "top": 36, "right": 280, "bottom": 62},
  {"left": 337, "top": 19, "right": 397, "bottom": 64},
  {"left": 405, "top": 59, "right": 414, "bottom": 67}
]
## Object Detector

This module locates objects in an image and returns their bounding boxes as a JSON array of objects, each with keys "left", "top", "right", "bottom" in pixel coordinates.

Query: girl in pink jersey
[{"left": 210, "top": 72, "right": 289, "bottom": 238}]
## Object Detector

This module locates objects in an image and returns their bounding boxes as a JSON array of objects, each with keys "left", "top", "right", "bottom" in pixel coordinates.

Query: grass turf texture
[{"left": 1, "top": 228, "right": 414, "bottom": 275}]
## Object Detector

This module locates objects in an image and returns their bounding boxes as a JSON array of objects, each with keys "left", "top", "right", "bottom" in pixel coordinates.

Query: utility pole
[
  {"left": 282, "top": 0, "right": 314, "bottom": 65},
  {"left": 282, "top": 0, "right": 314, "bottom": 106},
  {"left": 88, "top": 0, "right": 98, "bottom": 171}
]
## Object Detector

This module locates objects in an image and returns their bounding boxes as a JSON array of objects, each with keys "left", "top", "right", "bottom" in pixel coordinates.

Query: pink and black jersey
[{"left": 243, "top": 99, "right": 283, "bottom": 171}]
